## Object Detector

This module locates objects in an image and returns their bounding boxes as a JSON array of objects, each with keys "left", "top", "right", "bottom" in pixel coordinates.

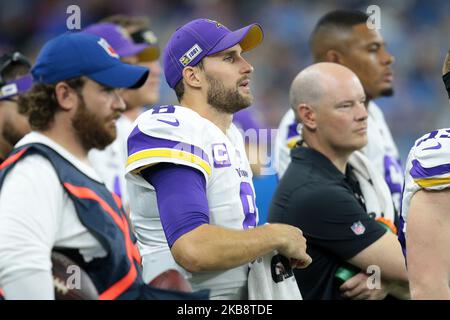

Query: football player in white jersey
[
  {"left": 125, "top": 18, "right": 311, "bottom": 299},
  {"left": 274, "top": 10, "right": 402, "bottom": 212},
  {"left": 401, "top": 51, "right": 450, "bottom": 299}
]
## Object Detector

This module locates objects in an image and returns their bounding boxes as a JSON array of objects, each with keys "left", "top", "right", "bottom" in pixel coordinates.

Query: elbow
[
  {"left": 171, "top": 239, "right": 204, "bottom": 273},
  {"left": 409, "top": 277, "right": 450, "bottom": 300}
]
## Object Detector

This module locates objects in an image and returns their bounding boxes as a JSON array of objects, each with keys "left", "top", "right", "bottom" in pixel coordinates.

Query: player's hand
[
  {"left": 443, "top": 50, "right": 450, "bottom": 75},
  {"left": 273, "top": 224, "right": 312, "bottom": 269},
  {"left": 339, "top": 271, "right": 389, "bottom": 300}
]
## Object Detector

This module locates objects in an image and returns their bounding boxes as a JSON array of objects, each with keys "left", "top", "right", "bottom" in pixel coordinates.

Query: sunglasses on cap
[
  {"left": 131, "top": 29, "right": 160, "bottom": 62},
  {"left": 0, "top": 52, "right": 32, "bottom": 86}
]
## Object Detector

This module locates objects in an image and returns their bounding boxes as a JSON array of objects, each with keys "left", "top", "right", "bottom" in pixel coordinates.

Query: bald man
[
  {"left": 274, "top": 10, "right": 402, "bottom": 216},
  {"left": 269, "top": 63, "right": 409, "bottom": 300}
]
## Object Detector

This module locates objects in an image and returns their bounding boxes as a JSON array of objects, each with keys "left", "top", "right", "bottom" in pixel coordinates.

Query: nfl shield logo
[{"left": 351, "top": 221, "right": 366, "bottom": 235}]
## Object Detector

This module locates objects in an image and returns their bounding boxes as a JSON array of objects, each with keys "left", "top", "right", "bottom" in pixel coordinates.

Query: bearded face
[
  {"left": 206, "top": 73, "right": 253, "bottom": 114},
  {"left": 71, "top": 95, "right": 120, "bottom": 151}
]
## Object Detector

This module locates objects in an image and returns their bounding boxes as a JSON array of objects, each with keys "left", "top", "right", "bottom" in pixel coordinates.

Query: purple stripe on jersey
[
  {"left": 287, "top": 122, "right": 299, "bottom": 139},
  {"left": 410, "top": 159, "right": 450, "bottom": 179},
  {"left": 142, "top": 163, "right": 210, "bottom": 248},
  {"left": 127, "top": 125, "right": 210, "bottom": 165},
  {"left": 113, "top": 175, "right": 122, "bottom": 198}
]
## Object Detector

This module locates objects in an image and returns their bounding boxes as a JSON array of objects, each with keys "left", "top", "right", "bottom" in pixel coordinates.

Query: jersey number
[
  {"left": 151, "top": 105, "right": 176, "bottom": 114},
  {"left": 240, "top": 182, "right": 257, "bottom": 229}
]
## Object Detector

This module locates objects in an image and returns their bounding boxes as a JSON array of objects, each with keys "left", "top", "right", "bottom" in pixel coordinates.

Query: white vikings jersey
[
  {"left": 89, "top": 116, "right": 133, "bottom": 207},
  {"left": 274, "top": 102, "right": 403, "bottom": 211},
  {"left": 125, "top": 105, "right": 258, "bottom": 298},
  {"left": 273, "top": 109, "right": 300, "bottom": 179},
  {"left": 401, "top": 128, "right": 450, "bottom": 235}
]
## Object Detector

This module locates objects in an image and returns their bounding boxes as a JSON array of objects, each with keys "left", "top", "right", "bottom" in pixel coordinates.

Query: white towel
[
  {"left": 349, "top": 151, "right": 396, "bottom": 232},
  {"left": 248, "top": 250, "right": 303, "bottom": 300}
]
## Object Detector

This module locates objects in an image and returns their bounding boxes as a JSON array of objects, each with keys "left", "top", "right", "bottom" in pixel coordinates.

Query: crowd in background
[{"left": 1, "top": 0, "right": 449, "bottom": 163}]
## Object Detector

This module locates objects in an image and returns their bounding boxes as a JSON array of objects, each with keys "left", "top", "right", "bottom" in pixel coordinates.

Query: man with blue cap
[
  {"left": 125, "top": 18, "right": 311, "bottom": 299},
  {"left": 0, "top": 32, "right": 206, "bottom": 300}
]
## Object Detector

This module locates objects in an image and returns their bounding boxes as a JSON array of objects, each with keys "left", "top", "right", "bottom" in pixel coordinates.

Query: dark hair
[
  {"left": 309, "top": 10, "right": 369, "bottom": 59},
  {"left": 174, "top": 60, "right": 204, "bottom": 102},
  {"left": 18, "top": 77, "right": 85, "bottom": 130},
  {"left": 315, "top": 10, "right": 369, "bottom": 29}
]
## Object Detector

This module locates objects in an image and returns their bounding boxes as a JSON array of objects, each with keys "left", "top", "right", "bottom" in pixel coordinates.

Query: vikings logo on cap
[
  {"left": 116, "top": 25, "right": 133, "bottom": 41},
  {"left": 205, "top": 19, "right": 223, "bottom": 28},
  {"left": 97, "top": 38, "right": 119, "bottom": 59}
]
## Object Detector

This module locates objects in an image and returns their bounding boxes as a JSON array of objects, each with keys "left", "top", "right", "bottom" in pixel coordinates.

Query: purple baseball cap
[
  {"left": 83, "top": 22, "right": 149, "bottom": 58},
  {"left": 163, "top": 18, "right": 264, "bottom": 89},
  {"left": 0, "top": 75, "right": 33, "bottom": 101}
]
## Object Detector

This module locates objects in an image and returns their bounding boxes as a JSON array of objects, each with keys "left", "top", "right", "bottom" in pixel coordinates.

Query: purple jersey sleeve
[
  {"left": 141, "top": 163, "right": 210, "bottom": 247},
  {"left": 233, "top": 108, "right": 262, "bottom": 131}
]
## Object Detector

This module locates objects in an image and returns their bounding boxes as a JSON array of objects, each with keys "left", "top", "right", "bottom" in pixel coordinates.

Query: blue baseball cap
[
  {"left": 32, "top": 32, "right": 149, "bottom": 89},
  {"left": 163, "top": 18, "right": 263, "bottom": 89},
  {"left": 83, "top": 23, "right": 149, "bottom": 58}
]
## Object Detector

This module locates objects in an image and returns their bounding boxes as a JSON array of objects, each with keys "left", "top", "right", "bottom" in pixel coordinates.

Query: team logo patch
[
  {"left": 97, "top": 38, "right": 119, "bottom": 59},
  {"left": 212, "top": 143, "right": 231, "bottom": 168},
  {"left": 179, "top": 44, "right": 202, "bottom": 66},
  {"left": 351, "top": 221, "right": 366, "bottom": 235},
  {"left": 0, "top": 83, "right": 18, "bottom": 97},
  {"left": 205, "top": 19, "right": 223, "bottom": 28}
]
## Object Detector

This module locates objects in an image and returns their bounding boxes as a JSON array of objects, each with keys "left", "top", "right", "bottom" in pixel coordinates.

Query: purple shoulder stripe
[
  {"left": 410, "top": 159, "right": 450, "bottom": 179},
  {"left": 287, "top": 122, "right": 299, "bottom": 139},
  {"left": 127, "top": 125, "right": 210, "bottom": 164}
]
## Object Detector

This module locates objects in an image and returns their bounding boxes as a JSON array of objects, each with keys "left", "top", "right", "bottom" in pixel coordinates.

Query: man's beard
[
  {"left": 206, "top": 74, "right": 253, "bottom": 114},
  {"left": 3, "top": 121, "right": 26, "bottom": 147},
  {"left": 380, "top": 88, "right": 394, "bottom": 97},
  {"left": 72, "top": 97, "right": 119, "bottom": 151}
]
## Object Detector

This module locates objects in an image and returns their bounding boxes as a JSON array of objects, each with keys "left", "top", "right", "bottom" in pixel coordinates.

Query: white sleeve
[
  {"left": 3, "top": 271, "right": 54, "bottom": 300},
  {"left": 274, "top": 109, "right": 300, "bottom": 179},
  {"left": 410, "top": 129, "right": 450, "bottom": 191},
  {"left": 0, "top": 155, "right": 62, "bottom": 299},
  {"left": 126, "top": 108, "right": 212, "bottom": 181}
]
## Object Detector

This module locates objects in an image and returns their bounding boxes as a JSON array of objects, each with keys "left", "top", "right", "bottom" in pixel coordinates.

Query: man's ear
[
  {"left": 324, "top": 49, "right": 342, "bottom": 64},
  {"left": 182, "top": 66, "right": 202, "bottom": 89},
  {"left": 297, "top": 103, "right": 317, "bottom": 130},
  {"left": 54, "top": 82, "right": 78, "bottom": 111}
]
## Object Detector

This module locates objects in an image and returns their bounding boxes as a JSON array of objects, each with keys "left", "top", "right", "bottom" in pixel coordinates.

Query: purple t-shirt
[{"left": 141, "top": 163, "right": 210, "bottom": 247}]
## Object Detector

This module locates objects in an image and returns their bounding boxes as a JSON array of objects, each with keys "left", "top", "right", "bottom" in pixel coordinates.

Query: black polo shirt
[{"left": 268, "top": 146, "right": 386, "bottom": 300}]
